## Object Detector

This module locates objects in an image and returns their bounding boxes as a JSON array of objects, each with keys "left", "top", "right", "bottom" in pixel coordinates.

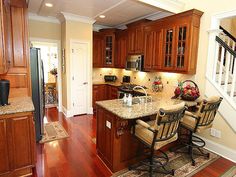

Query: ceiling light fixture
[
  {"left": 45, "top": 3, "right": 53, "bottom": 7},
  {"left": 99, "top": 15, "right": 106, "bottom": 19}
]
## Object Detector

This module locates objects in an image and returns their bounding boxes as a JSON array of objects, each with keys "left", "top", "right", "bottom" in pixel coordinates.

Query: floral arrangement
[
  {"left": 152, "top": 76, "right": 163, "bottom": 92},
  {"left": 173, "top": 80, "right": 200, "bottom": 101}
]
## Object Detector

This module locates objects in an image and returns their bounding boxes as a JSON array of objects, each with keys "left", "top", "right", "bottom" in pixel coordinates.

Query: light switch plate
[{"left": 106, "top": 121, "right": 111, "bottom": 129}]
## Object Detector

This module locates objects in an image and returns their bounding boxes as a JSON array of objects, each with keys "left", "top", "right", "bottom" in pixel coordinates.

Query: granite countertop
[
  {"left": 96, "top": 94, "right": 183, "bottom": 119},
  {"left": 0, "top": 97, "right": 35, "bottom": 116}
]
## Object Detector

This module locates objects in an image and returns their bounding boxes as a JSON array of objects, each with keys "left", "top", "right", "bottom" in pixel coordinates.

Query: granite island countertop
[
  {"left": 96, "top": 94, "right": 184, "bottom": 119},
  {"left": 0, "top": 97, "right": 35, "bottom": 116}
]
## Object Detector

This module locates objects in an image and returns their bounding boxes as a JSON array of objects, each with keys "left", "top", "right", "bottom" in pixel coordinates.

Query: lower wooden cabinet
[
  {"left": 0, "top": 112, "right": 36, "bottom": 177},
  {"left": 93, "top": 84, "right": 119, "bottom": 113}
]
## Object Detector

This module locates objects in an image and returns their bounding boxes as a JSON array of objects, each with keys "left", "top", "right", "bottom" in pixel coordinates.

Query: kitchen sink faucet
[{"left": 133, "top": 85, "right": 148, "bottom": 103}]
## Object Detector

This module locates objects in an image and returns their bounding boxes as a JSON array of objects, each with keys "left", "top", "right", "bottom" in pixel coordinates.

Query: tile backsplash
[{"left": 93, "top": 68, "right": 196, "bottom": 93}]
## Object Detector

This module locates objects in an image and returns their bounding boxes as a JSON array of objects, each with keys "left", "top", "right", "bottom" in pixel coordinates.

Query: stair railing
[{"left": 214, "top": 35, "right": 236, "bottom": 101}]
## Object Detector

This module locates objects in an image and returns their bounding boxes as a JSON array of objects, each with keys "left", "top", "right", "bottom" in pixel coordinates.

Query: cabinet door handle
[{"left": 83, "top": 82, "right": 88, "bottom": 85}]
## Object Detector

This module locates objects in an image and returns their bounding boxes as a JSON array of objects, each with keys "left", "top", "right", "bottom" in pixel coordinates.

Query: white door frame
[
  {"left": 30, "top": 37, "right": 62, "bottom": 112},
  {"left": 70, "top": 39, "right": 92, "bottom": 115}
]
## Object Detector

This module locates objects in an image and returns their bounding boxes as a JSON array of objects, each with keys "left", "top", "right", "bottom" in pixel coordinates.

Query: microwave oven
[{"left": 125, "top": 55, "right": 144, "bottom": 71}]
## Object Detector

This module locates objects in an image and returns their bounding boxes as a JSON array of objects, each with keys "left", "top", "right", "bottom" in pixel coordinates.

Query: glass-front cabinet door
[
  {"left": 176, "top": 25, "right": 188, "bottom": 71},
  {"left": 104, "top": 34, "right": 115, "bottom": 67},
  {"left": 104, "top": 35, "right": 113, "bottom": 65},
  {"left": 163, "top": 28, "right": 175, "bottom": 70}
]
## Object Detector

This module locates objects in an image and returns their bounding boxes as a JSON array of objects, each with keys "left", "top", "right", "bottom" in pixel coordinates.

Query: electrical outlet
[
  {"left": 210, "top": 128, "right": 216, "bottom": 137},
  {"left": 210, "top": 128, "right": 221, "bottom": 138}
]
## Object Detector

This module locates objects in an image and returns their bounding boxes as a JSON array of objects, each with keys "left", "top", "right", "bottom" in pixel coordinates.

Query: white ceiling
[{"left": 28, "top": 0, "right": 172, "bottom": 27}]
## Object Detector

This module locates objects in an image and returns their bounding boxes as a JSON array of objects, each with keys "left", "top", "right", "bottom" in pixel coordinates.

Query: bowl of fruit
[{"left": 174, "top": 80, "right": 200, "bottom": 101}]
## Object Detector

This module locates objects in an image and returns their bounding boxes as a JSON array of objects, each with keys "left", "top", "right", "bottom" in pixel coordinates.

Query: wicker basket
[{"left": 180, "top": 80, "right": 200, "bottom": 101}]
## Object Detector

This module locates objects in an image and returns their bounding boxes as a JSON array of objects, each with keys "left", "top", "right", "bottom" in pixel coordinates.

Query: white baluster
[
  {"left": 213, "top": 41, "right": 220, "bottom": 81},
  {"left": 224, "top": 50, "right": 231, "bottom": 92},
  {"left": 230, "top": 56, "right": 236, "bottom": 99},
  {"left": 218, "top": 45, "right": 225, "bottom": 86}
]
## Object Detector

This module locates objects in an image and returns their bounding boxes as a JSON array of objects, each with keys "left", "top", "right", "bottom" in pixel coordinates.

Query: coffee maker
[{"left": 0, "top": 79, "right": 10, "bottom": 106}]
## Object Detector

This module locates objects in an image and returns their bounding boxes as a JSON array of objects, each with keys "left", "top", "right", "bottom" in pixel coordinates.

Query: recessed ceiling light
[
  {"left": 45, "top": 3, "right": 53, "bottom": 7},
  {"left": 99, "top": 15, "right": 105, "bottom": 19}
]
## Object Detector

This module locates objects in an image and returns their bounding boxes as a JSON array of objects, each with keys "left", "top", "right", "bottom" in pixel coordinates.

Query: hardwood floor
[{"left": 33, "top": 108, "right": 235, "bottom": 177}]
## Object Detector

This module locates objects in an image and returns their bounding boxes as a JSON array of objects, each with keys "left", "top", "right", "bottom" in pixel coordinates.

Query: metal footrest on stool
[{"left": 129, "top": 150, "right": 175, "bottom": 176}]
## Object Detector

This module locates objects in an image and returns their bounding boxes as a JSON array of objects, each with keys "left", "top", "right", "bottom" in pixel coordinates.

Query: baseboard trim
[
  {"left": 62, "top": 106, "right": 73, "bottom": 118},
  {"left": 196, "top": 135, "right": 236, "bottom": 163},
  {"left": 87, "top": 107, "right": 94, "bottom": 115}
]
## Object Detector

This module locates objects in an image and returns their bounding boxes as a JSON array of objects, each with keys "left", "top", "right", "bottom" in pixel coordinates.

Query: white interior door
[{"left": 71, "top": 41, "right": 88, "bottom": 115}]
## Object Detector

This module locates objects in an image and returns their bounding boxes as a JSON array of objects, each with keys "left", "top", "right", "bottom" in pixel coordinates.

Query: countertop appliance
[
  {"left": 104, "top": 75, "right": 117, "bottom": 82},
  {"left": 30, "top": 48, "right": 45, "bottom": 142},
  {"left": 0, "top": 79, "right": 10, "bottom": 106},
  {"left": 122, "top": 76, "right": 130, "bottom": 83},
  {"left": 118, "top": 84, "right": 147, "bottom": 99},
  {"left": 126, "top": 55, "right": 144, "bottom": 71}
]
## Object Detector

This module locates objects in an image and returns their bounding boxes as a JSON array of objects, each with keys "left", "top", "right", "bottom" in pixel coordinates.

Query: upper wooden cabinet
[
  {"left": 144, "top": 26, "right": 163, "bottom": 71},
  {"left": 161, "top": 9, "right": 203, "bottom": 73},
  {"left": 93, "top": 9, "right": 203, "bottom": 74},
  {"left": 115, "top": 30, "right": 127, "bottom": 68},
  {"left": 93, "top": 32, "right": 104, "bottom": 68},
  {"left": 0, "top": 0, "right": 30, "bottom": 98},
  {"left": 0, "top": 0, "right": 10, "bottom": 74},
  {"left": 101, "top": 29, "right": 116, "bottom": 68},
  {"left": 127, "top": 20, "right": 149, "bottom": 54}
]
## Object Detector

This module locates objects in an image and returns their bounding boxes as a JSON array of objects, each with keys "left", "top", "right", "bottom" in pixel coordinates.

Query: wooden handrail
[
  {"left": 220, "top": 26, "right": 236, "bottom": 43},
  {"left": 216, "top": 36, "right": 236, "bottom": 58}
]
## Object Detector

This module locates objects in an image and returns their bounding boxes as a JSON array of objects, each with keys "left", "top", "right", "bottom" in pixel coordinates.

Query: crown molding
[
  {"left": 114, "top": 11, "right": 172, "bottom": 29},
  {"left": 93, "top": 24, "right": 111, "bottom": 32},
  {"left": 28, "top": 13, "right": 60, "bottom": 24},
  {"left": 59, "top": 12, "right": 96, "bottom": 24},
  {"left": 146, "top": 11, "right": 173, "bottom": 20},
  {"left": 138, "top": 0, "right": 185, "bottom": 13}
]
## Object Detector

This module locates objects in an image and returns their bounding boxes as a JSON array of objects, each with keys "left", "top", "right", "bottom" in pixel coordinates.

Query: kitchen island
[{"left": 96, "top": 95, "right": 184, "bottom": 172}]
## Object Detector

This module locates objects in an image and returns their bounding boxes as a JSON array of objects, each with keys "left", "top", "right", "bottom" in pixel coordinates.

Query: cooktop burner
[{"left": 118, "top": 84, "right": 147, "bottom": 92}]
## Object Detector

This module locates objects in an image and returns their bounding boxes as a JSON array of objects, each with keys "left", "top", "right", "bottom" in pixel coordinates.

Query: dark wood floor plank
[{"left": 34, "top": 108, "right": 235, "bottom": 177}]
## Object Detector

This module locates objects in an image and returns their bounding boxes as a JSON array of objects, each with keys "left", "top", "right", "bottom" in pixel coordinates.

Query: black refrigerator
[{"left": 30, "top": 47, "right": 45, "bottom": 142}]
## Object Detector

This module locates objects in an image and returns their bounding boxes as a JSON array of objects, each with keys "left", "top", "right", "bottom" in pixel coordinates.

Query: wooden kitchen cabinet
[
  {"left": 93, "top": 32, "right": 104, "bottom": 68},
  {"left": 0, "top": 0, "right": 31, "bottom": 98},
  {"left": 127, "top": 20, "right": 149, "bottom": 54},
  {"left": 115, "top": 30, "right": 127, "bottom": 68},
  {"left": 93, "top": 84, "right": 119, "bottom": 113},
  {"left": 93, "top": 85, "right": 106, "bottom": 112},
  {"left": 144, "top": 26, "right": 163, "bottom": 71},
  {"left": 0, "top": 112, "right": 36, "bottom": 177},
  {"left": 101, "top": 29, "right": 116, "bottom": 68},
  {"left": 107, "top": 85, "right": 118, "bottom": 100},
  {"left": 161, "top": 9, "right": 203, "bottom": 74},
  {"left": 0, "top": 0, "right": 10, "bottom": 74}
]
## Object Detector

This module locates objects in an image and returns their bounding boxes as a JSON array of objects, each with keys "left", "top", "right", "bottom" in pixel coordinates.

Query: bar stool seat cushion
[{"left": 135, "top": 120, "right": 178, "bottom": 150}]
